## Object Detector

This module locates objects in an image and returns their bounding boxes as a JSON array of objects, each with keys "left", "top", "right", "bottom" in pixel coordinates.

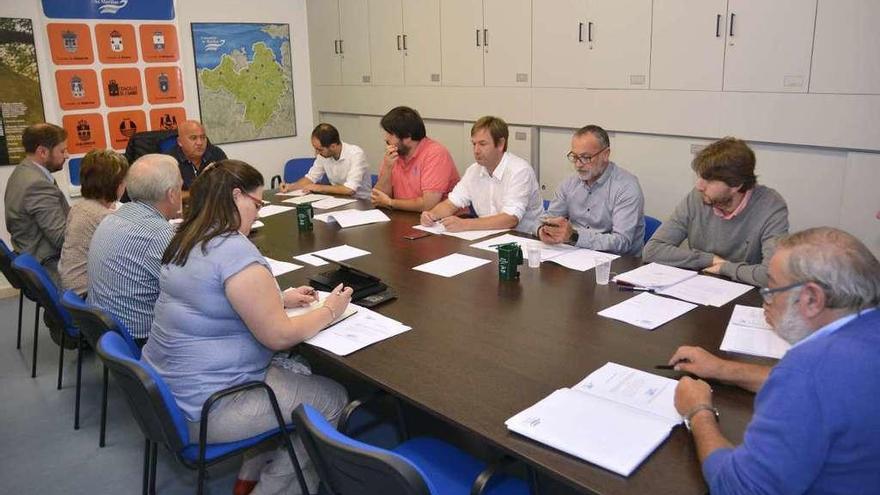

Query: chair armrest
[
  {"left": 471, "top": 456, "right": 517, "bottom": 495},
  {"left": 337, "top": 390, "right": 410, "bottom": 441}
]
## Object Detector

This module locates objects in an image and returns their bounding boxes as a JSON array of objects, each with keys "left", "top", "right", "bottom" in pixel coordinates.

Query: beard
[
  {"left": 701, "top": 191, "right": 735, "bottom": 210},
  {"left": 396, "top": 142, "right": 412, "bottom": 157},
  {"left": 774, "top": 296, "right": 814, "bottom": 344}
]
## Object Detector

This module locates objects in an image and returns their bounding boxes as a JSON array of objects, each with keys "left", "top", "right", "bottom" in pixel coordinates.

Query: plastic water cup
[
  {"left": 526, "top": 244, "right": 542, "bottom": 268},
  {"left": 594, "top": 257, "right": 612, "bottom": 285}
]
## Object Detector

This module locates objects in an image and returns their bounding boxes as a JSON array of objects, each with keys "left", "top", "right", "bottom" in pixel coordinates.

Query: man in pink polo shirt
[{"left": 371, "top": 106, "right": 460, "bottom": 212}]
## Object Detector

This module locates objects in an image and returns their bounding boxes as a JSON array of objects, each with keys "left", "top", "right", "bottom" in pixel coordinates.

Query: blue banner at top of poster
[{"left": 42, "top": 0, "right": 175, "bottom": 20}]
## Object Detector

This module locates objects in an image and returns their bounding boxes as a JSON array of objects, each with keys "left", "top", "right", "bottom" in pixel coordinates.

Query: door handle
[
  {"left": 578, "top": 22, "right": 584, "bottom": 43},
  {"left": 729, "top": 13, "right": 735, "bottom": 37},
  {"left": 715, "top": 14, "right": 722, "bottom": 37},
  {"left": 339, "top": 39, "right": 343, "bottom": 54},
  {"left": 483, "top": 29, "right": 488, "bottom": 46},
  {"left": 403, "top": 34, "right": 407, "bottom": 50},
  {"left": 397, "top": 34, "right": 401, "bottom": 50},
  {"left": 476, "top": 28, "right": 480, "bottom": 46},
  {"left": 588, "top": 21, "right": 593, "bottom": 42},
  {"left": 333, "top": 40, "right": 338, "bottom": 54}
]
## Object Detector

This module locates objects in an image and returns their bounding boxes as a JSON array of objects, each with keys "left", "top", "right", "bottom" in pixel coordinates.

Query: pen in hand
[{"left": 654, "top": 359, "right": 691, "bottom": 370}]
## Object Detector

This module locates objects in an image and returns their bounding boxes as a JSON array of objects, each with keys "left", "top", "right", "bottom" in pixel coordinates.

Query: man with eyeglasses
[
  {"left": 667, "top": 227, "right": 880, "bottom": 494},
  {"left": 643, "top": 137, "right": 788, "bottom": 287},
  {"left": 534, "top": 125, "right": 645, "bottom": 256}
]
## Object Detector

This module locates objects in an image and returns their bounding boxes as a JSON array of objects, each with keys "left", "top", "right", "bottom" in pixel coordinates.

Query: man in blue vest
[{"left": 669, "top": 227, "right": 880, "bottom": 494}]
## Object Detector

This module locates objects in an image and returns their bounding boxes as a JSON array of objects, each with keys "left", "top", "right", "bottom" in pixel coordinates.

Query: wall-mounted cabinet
[
  {"left": 307, "top": 0, "right": 372, "bottom": 85},
  {"left": 810, "top": 0, "right": 880, "bottom": 94},
  {"left": 368, "top": 0, "right": 441, "bottom": 86}
]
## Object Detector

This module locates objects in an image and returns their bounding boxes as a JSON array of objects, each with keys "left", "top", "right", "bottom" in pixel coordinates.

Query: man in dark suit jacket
[{"left": 4, "top": 123, "right": 71, "bottom": 282}]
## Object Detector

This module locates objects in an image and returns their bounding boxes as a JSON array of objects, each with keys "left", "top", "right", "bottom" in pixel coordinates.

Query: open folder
[{"left": 506, "top": 362, "right": 682, "bottom": 477}]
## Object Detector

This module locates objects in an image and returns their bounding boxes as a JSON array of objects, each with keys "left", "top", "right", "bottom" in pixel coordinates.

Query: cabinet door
[
  {"left": 307, "top": 0, "right": 341, "bottom": 85},
  {"left": 368, "top": 0, "right": 405, "bottom": 85},
  {"left": 440, "top": 0, "right": 485, "bottom": 87},
  {"left": 339, "top": 0, "right": 372, "bottom": 85},
  {"left": 532, "top": 0, "right": 588, "bottom": 88},
  {"left": 583, "top": 0, "right": 651, "bottom": 89},
  {"left": 402, "top": 0, "right": 442, "bottom": 86},
  {"left": 538, "top": 128, "right": 576, "bottom": 201},
  {"left": 650, "top": 0, "right": 726, "bottom": 90},
  {"left": 483, "top": 0, "right": 532, "bottom": 87},
  {"left": 810, "top": 0, "right": 880, "bottom": 94},
  {"left": 723, "top": 0, "right": 817, "bottom": 92}
]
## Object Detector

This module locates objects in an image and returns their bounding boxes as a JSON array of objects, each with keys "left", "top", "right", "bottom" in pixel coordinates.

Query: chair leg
[
  {"left": 16, "top": 291, "right": 23, "bottom": 349},
  {"left": 74, "top": 335, "right": 83, "bottom": 429},
  {"left": 57, "top": 330, "right": 65, "bottom": 390},
  {"left": 142, "top": 438, "right": 150, "bottom": 495},
  {"left": 100, "top": 364, "right": 109, "bottom": 447},
  {"left": 280, "top": 431, "right": 310, "bottom": 495},
  {"left": 31, "top": 304, "right": 39, "bottom": 378},
  {"left": 149, "top": 442, "right": 158, "bottom": 495},
  {"left": 528, "top": 466, "right": 541, "bottom": 495},
  {"left": 196, "top": 457, "right": 207, "bottom": 495}
]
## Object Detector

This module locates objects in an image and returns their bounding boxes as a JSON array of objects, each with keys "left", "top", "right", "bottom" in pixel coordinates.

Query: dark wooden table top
[{"left": 253, "top": 196, "right": 772, "bottom": 495}]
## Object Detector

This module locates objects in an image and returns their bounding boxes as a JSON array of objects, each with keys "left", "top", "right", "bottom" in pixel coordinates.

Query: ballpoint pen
[{"left": 618, "top": 286, "right": 654, "bottom": 293}]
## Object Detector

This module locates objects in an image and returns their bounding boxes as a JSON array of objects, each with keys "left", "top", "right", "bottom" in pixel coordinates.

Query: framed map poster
[
  {"left": 191, "top": 22, "right": 296, "bottom": 144},
  {"left": 0, "top": 18, "right": 46, "bottom": 165}
]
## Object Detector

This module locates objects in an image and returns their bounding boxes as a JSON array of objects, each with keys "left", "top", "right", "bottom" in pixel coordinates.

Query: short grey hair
[
  {"left": 573, "top": 125, "right": 610, "bottom": 149},
  {"left": 777, "top": 227, "right": 880, "bottom": 310},
  {"left": 126, "top": 153, "right": 181, "bottom": 203}
]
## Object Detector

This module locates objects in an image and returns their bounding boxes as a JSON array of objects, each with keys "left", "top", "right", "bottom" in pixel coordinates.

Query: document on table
[
  {"left": 657, "top": 275, "right": 753, "bottom": 307},
  {"left": 259, "top": 204, "right": 295, "bottom": 218},
  {"left": 470, "top": 233, "right": 576, "bottom": 261},
  {"left": 294, "top": 244, "right": 371, "bottom": 266},
  {"left": 264, "top": 257, "right": 302, "bottom": 276},
  {"left": 412, "top": 253, "right": 492, "bottom": 277},
  {"left": 412, "top": 224, "right": 509, "bottom": 241},
  {"left": 313, "top": 209, "right": 391, "bottom": 228},
  {"left": 281, "top": 194, "right": 332, "bottom": 205},
  {"left": 547, "top": 249, "right": 620, "bottom": 272},
  {"left": 506, "top": 362, "right": 681, "bottom": 477},
  {"left": 598, "top": 292, "right": 697, "bottom": 330},
  {"left": 251, "top": 221, "right": 265, "bottom": 229},
  {"left": 612, "top": 262, "right": 698, "bottom": 289},
  {"left": 284, "top": 291, "right": 357, "bottom": 326},
  {"left": 311, "top": 197, "right": 358, "bottom": 210},
  {"left": 720, "top": 305, "right": 790, "bottom": 359},
  {"left": 275, "top": 189, "right": 309, "bottom": 197},
  {"left": 306, "top": 305, "right": 411, "bottom": 356}
]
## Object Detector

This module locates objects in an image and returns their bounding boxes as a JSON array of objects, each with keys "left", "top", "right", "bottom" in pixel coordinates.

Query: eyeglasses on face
[
  {"left": 244, "top": 192, "right": 267, "bottom": 211},
  {"left": 758, "top": 280, "right": 830, "bottom": 303},
  {"left": 566, "top": 146, "right": 608, "bottom": 165}
]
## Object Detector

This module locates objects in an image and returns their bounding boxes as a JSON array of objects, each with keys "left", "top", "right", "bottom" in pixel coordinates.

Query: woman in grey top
[
  {"left": 60, "top": 149, "right": 128, "bottom": 295},
  {"left": 143, "top": 159, "right": 353, "bottom": 495}
]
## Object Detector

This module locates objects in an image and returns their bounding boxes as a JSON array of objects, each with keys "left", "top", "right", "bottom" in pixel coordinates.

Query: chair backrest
[
  {"left": 12, "top": 253, "right": 75, "bottom": 334},
  {"left": 68, "top": 157, "right": 82, "bottom": 186},
  {"left": 124, "top": 129, "right": 178, "bottom": 165},
  {"left": 283, "top": 158, "right": 316, "bottom": 183},
  {"left": 61, "top": 290, "right": 141, "bottom": 358},
  {"left": 157, "top": 135, "right": 178, "bottom": 153},
  {"left": 293, "top": 404, "right": 434, "bottom": 495},
  {"left": 96, "top": 332, "right": 190, "bottom": 451},
  {"left": 644, "top": 215, "right": 662, "bottom": 243},
  {"left": 371, "top": 174, "right": 379, "bottom": 188},
  {"left": 0, "top": 240, "right": 25, "bottom": 291}
]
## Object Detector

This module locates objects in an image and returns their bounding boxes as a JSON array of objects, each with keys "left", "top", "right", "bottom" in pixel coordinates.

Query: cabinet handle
[
  {"left": 729, "top": 13, "right": 735, "bottom": 37},
  {"left": 403, "top": 34, "right": 407, "bottom": 50},
  {"left": 588, "top": 21, "right": 593, "bottom": 42},
  {"left": 339, "top": 39, "right": 343, "bottom": 54},
  {"left": 476, "top": 29, "right": 480, "bottom": 46},
  {"left": 397, "top": 34, "right": 401, "bottom": 50},
  {"left": 715, "top": 14, "right": 721, "bottom": 37},
  {"left": 483, "top": 28, "right": 488, "bottom": 46},
  {"left": 578, "top": 22, "right": 584, "bottom": 43},
  {"left": 333, "top": 40, "right": 338, "bottom": 54}
]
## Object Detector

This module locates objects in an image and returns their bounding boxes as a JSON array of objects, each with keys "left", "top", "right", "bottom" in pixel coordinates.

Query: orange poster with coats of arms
[
  {"left": 149, "top": 107, "right": 186, "bottom": 131},
  {"left": 62, "top": 113, "right": 107, "bottom": 154},
  {"left": 139, "top": 24, "right": 179, "bottom": 62},
  {"left": 107, "top": 110, "right": 147, "bottom": 150},
  {"left": 101, "top": 67, "right": 144, "bottom": 107},
  {"left": 95, "top": 24, "right": 139, "bottom": 64},
  {"left": 47, "top": 23, "right": 94, "bottom": 65},
  {"left": 55, "top": 69, "right": 101, "bottom": 110}
]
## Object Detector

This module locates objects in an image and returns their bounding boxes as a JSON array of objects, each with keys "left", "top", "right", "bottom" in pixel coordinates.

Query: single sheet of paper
[
  {"left": 412, "top": 224, "right": 510, "bottom": 241},
  {"left": 598, "top": 292, "right": 697, "bottom": 330},
  {"left": 282, "top": 194, "right": 332, "bottom": 205},
  {"left": 259, "top": 204, "right": 295, "bottom": 218},
  {"left": 306, "top": 305, "right": 411, "bottom": 356},
  {"left": 470, "top": 233, "right": 576, "bottom": 261},
  {"left": 284, "top": 291, "right": 357, "bottom": 325},
  {"left": 412, "top": 253, "right": 492, "bottom": 277},
  {"left": 719, "top": 305, "right": 790, "bottom": 359},
  {"left": 572, "top": 362, "right": 679, "bottom": 422},
  {"left": 264, "top": 257, "right": 302, "bottom": 276},
  {"left": 251, "top": 221, "right": 265, "bottom": 229},
  {"left": 311, "top": 197, "right": 358, "bottom": 210},
  {"left": 657, "top": 275, "right": 753, "bottom": 307},
  {"left": 314, "top": 209, "right": 391, "bottom": 228},
  {"left": 548, "top": 249, "right": 620, "bottom": 272},
  {"left": 309, "top": 244, "right": 371, "bottom": 262},
  {"left": 612, "top": 262, "right": 698, "bottom": 289},
  {"left": 275, "top": 189, "right": 310, "bottom": 197},
  {"left": 294, "top": 254, "right": 329, "bottom": 266}
]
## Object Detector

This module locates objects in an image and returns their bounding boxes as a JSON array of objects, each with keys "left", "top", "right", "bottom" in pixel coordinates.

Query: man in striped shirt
[{"left": 87, "top": 154, "right": 182, "bottom": 345}]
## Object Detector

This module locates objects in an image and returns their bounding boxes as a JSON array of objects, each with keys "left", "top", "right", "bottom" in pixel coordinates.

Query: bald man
[{"left": 168, "top": 120, "right": 227, "bottom": 191}]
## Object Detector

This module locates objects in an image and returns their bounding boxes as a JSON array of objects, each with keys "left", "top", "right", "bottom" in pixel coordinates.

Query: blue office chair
[
  {"left": 644, "top": 215, "right": 662, "bottom": 243},
  {"left": 0, "top": 240, "right": 35, "bottom": 351},
  {"left": 68, "top": 157, "right": 82, "bottom": 186},
  {"left": 542, "top": 199, "right": 550, "bottom": 210},
  {"left": 61, "top": 290, "right": 140, "bottom": 443},
  {"left": 96, "top": 332, "right": 309, "bottom": 495},
  {"left": 157, "top": 135, "right": 178, "bottom": 153},
  {"left": 11, "top": 253, "right": 80, "bottom": 390},
  {"left": 294, "top": 403, "right": 531, "bottom": 495},
  {"left": 371, "top": 173, "right": 379, "bottom": 187},
  {"left": 283, "top": 157, "right": 316, "bottom": 183}
]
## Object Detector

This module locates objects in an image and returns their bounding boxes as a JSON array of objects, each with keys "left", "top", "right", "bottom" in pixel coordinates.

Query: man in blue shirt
[
  {"left": 168, "top": 120, "right": 226, "bottom": 195},
  {"left": 669, "top": 227, "right": 880, "bottom": 494}
]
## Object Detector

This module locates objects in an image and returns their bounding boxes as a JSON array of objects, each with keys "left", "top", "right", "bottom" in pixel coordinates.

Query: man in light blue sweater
[{"left": 669, "top": 227, "right": 880, "bottom": 494}]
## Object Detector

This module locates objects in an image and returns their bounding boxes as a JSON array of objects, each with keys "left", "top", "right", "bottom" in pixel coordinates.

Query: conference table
[{"left": 253, "top": 194, "right": 773, "bottom": 495}]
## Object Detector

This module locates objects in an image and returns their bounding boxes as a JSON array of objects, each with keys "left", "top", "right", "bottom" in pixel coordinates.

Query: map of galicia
[{"left": 192, "top": 23, "right": 296, "bottom": 144}]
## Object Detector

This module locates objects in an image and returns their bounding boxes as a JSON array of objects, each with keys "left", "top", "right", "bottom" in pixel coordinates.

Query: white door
[
  {"left": 583, "top": 0, "right": 652, "bottom": 89},
  {"left": 307, "top": 0, "right": 341, "bottom": 85},
  {"left": 339, "top": 0, "right": 372, "bottom": 85},
  {"left": 810, "top": 0, "right": 880, "bottom": 94},
  {"left": 402, "top": 0, "right": 442, "bottom": 86},
  {"left": 532, "top": 0, "right": 588, "bottom": 88},
  {"left": 723, "top": 0, "right": 817, "bottom": 92},
  {"left": 650, "top": 0, "right": 727, "bottom": 91},
  {"left": 483, "top": 0, "right": 532, "bottom": 87},
  {"left": 440, "top": 0, "right": 485, "bottom": 86},
  {"left": 368, "top": 0, "right": 405, "bottom": 85}
]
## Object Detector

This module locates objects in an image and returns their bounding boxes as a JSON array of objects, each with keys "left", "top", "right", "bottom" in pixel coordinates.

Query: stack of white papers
[
  {"left": 412, "top": 253, "right": 492, "bottom": 277},
  {"left": 612, "top": 263, "right": 698, "bottom": 289},
  {"left": 284, "top": 291, "right": 358, "bottom": 326},
  {"left": 294, "top": 244, "right": 371, "bottom": 266},
  {"left": 259, "top": 204, "right": 295, "bottom": 218},
  {"left": 598, "top": 292, "right": 697, "bottom": 330},
  {"left": 657, "top": 275, "right": 753, "bottom": 307},
  {"left": 470, "top": 234, "right": 576, "bottom": 261},
  {"left": 720, "top": 305, "right": 790, "bottom": 359},
  {"left": 412, "top": 224, "right": 509, "bottom": 241},
  {"left": 506, "top": 362, "right": 681, "bottom": 477},
  {"left": 282, "top": 194, "right": 333, "bottom": 205},
  {"left": 312, "top": 197, "right": 358, "bottom": 210},
  {"left": 547, "top": 249, "right": 620, "bottom": 272},
  {"left": 306, "top": 304, "right": 411, "bottom": 356},
  {"left": 314, "top": 209, "right": 391, "bottom": 228},
  {"left": 264, "top": 257, "right": 302, "bottom": 276}
]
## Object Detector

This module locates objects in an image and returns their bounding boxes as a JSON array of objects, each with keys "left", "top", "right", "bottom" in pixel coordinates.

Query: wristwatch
[
  {"left": 566, "top": 230, "right": 579, "bottom": 246},
  {"left": 683, "top": 404, "right": 720, "bottom": 432}
]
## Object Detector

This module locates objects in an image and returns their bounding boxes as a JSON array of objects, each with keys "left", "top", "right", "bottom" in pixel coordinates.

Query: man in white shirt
[
  {"left": 280, "top": 123, "right": 371, "bottom": 199},
  {"left": 420, "top": 116, "right": 542, "bottom": 233}
]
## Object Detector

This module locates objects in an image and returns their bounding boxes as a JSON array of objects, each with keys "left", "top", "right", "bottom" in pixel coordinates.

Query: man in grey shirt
[
  {"left": 536, "top": 125, "right": 645, "bottom": 256},
  {"left": 643, "top": 137, "right": 788, "bottom": 287}
]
